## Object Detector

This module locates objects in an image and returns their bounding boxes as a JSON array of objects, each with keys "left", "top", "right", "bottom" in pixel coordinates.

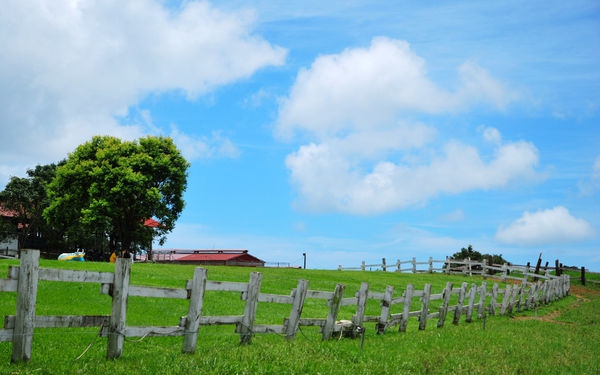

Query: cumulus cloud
[
  {"left": 0, "top": 0, "right": 286, "bottom": 184},
  {"left": 286, "top": 133, "right": 539, "bottom": 214},
  {"left": 495, "top": 206, "right": 595, "bottom": 245},
  {"left": 277, "top": 37, "right": 533, "bottom": 214},
  {"left": 276, "top": 37, "right": 515, "bottom": 139}
]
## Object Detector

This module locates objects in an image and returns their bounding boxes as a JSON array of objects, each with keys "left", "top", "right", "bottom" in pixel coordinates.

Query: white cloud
[
  {"left": 276, "top": 37, "right": 516, "bottom": 139},
  {"left": 169, "top": 126, "right": 240, "bottom": 160},
  {"left": 0, "top": 0, "right": 286, "bottom": 185},
  {"left": 495, "top": 206, "right": 595, "bottom": 245},
  {"left": 277, "top": 37, "right": 529, "bottom": 215},
  {"left": 286, "top": 135, "right": 539, "bottom": 214}
]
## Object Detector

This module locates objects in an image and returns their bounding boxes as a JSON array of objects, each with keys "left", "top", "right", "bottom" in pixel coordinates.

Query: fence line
[
  {"left": 1, "top": 250, "right": 571, "bottom": 363},
  {"left": 338, "top": 257, "right": 575, "bottom": 284}
]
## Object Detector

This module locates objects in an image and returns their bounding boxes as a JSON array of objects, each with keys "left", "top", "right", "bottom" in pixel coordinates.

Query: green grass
[{"left": 1, "top": 259, "right": 599, "bottom": 374}]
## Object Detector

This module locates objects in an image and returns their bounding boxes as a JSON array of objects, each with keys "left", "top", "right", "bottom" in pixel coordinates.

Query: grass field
[{"left": 1, "top": 259, "right": 599, "bottom": 374}]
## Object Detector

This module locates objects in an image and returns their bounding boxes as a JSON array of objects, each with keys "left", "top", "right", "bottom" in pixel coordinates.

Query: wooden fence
[
  {"left": 1, "top": 250, "right": 570, "bottom": 363},
  {"left": 338, "top": 257, "right": 574, "bottom": 283}
]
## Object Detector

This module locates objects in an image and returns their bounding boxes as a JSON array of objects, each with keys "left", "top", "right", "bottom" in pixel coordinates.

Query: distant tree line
[
  {"left": 449, "top": 245, "right": 510, "bottom": 273},
  {"left": 0, "top": 135, "right": 189, "bottom": 261}
]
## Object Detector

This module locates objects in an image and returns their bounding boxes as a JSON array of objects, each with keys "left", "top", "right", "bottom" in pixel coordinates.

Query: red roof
[
  {"left": 0, "top": 206, "right": 17, "bottom": 217},
  {"left": 143, "top": 218, "right": 160, "bottom": 228},
  {"left": 155, "top": 249, "right": 265, "bottom": 265}
]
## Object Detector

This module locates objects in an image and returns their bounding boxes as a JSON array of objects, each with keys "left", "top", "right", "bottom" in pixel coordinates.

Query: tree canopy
[
  {"left": 0, "top": 164, "right": 61, "bottom": 252},
  {"left": 43, "top": 135, "right": 189, "bottom": 257}
]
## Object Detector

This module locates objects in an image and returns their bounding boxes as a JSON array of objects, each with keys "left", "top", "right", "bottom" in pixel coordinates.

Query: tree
[
  {"left": 450, "top": 245, "right": 509, "bottom": 274},
  {"left": 0, "top": 163, "right": 62, "bottom": 256},
  {"left": 44, "top": 136, "right": 189, "bottom": 260}
]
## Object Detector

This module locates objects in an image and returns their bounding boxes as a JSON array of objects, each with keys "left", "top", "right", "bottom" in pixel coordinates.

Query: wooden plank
[
  {"left": 377, "top": 285, "right": 394, "bottom": 334},
  {"left": 8, "top": 266, "right": 20, "bottom": 279},
  {"left": 258, "top": 293, "right": 293, "bottom": 304},
  {"left": 477, "top": 282, "right": 487, "bottom": 319},
  {"left": 500, "top": 284, "right": 512, "bottom": 315},
  {"left": 353, "top": 282, "right": 369, "bottom": 329},
  {"left": 418, "top": 284, "right": 431, "bottom": 330},
  {"left": 122, "top": 326, "right": 185, "bottom": 337},
  {"left": 12, "top": 249, "right": 39, "bottom": 363},
  {"left": 306, "top": 290, "right": 334, "bottom": 299},
  {"left": 322, "top": 283, "right": 345, "bottom": 340},
  {"left": 437, "top": 282, "right": 453, "bottom": 328},
  {"left": 399, "top": 284, "right": 414, "bottom": 333},
  {"left": 250, "top": 324, "right": 285, "bottom": 334},
  {"left": 0, "top": 329, "right": 13, "bottom": 342},
  {"left": 182, "top": 267, "right": 207, "bottom": 354},
  {"left": 298, "top": 318, "right": 326, "bottom": 327},
  {"left": 0, "top": 279, "right": 18, "bottom": 292},
  {"left": 106, "top": 258, "right": 131, "bottom": 359},
  {"left": 4, "top": 315, "right": 108, "bottom": 329},
  {"left": 240, "top": 272, "right": 262, "bottom": 344},
  {"left": 38, "top": 268, "right": 114, "bottom": 284},
  {"left": 465, "top": 283, "right": 477, "bottom": 323},
  {"left": 341, "top": 297, "right": 357, "bottom": 306},
  {"left": 206, "top": 280, "right": 248, "bottom": 292},
  {"left": 489, "top": 283, "right": 499, "bottom": 316},
  {"left": 286, "top": 279, "right": 308, "bottom": 340},
  {"left": 452, "top": 282, "right": 468, "bottom": 325},
  {"left": 128, "top": 285, "right": 188, "bottom": 299},
  {"left": 199, "top": 315, "right": 243, "bottom": 325}
]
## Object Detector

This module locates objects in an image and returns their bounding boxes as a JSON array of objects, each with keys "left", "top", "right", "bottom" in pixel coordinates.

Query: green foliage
[
  {"left": 43, "top": 136, "right": 189, "bottom": 256},
  {"left": 0, "top": 163, "right": 62, "bottom": 252},
  {"left": 1, "top": 261, "right": 599, "bottom": 374},
  {"left": 451, "top": 245, "right": 508, "bottom": 268}
]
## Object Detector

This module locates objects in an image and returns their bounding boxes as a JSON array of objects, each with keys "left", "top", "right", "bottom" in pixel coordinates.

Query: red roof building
[{"left": 153, "top": 249, "right": 265, "bottom": 267}]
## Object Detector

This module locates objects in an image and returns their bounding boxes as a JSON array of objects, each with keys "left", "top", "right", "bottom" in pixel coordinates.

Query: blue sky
[{"left": 1, "top": 0, "right": 599, "bottom": 270}]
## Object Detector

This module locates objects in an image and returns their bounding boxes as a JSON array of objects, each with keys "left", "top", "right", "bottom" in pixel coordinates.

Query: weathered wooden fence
[
  {"left": 1, "top": 250, "right": 570, "bottom": 363},
  {"left": 338, "top": 257, "right": 577, "bottom": 284}
]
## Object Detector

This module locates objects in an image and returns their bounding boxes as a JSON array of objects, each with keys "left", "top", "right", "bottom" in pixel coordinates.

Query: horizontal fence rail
[{"left": 1, "top": 250, "right": 571, "bottom": 363}]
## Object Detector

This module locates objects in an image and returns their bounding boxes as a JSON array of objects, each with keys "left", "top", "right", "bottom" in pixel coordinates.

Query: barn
[{"left": 153, "top": 249, "right": 265, "bottom": 267}]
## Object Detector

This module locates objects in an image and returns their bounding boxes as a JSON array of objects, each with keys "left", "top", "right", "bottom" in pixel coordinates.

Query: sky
[{"left": 1, "top": 0, "right": 599, "bottom": 270}]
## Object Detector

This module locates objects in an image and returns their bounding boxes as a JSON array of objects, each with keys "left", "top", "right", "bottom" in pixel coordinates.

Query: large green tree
[{"left": 44, "top": 136, "right": 189, "bottom": 259}]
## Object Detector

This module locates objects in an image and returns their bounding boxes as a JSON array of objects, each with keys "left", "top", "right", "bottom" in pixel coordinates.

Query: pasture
[{"left": 1, "top": 258, "right": 599, "bottom": 374}]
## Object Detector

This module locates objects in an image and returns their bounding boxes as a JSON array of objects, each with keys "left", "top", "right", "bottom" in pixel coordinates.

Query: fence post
[
  {"left": 240, "top": 272, "right": 262, "bottom": 345},
  {"left": 286, "top": 279, "right": 309, "bottom": 340},
  {"left": 489, "top": 283, "right": 499, "bottom": 316},
  {"left": 107, "top": 257, "right": 132, "bottom": 359},
  {"left": 382, "top": 258, "right": 386, "bottom": 272},
  {"left": 477, "top": 282, "right": 487, "bottom": 319},
  {"left": 581, "top": 267, "right": 586, "bottom": 286},
  {"left": 418, "top": 284, "right": 431, "bottom": 330},
  {"left": 322, "top": 283, "right": 345, "bottom": 340},
  {"left": 361, "top": 261, "right": 366, "bottom": 271},
  {"left": 437, "top": 282, "right": 453, "bottom": 328},
  {"left": 182, "top": 267, "right": 208, "bottom": 354},
  {"left": 500, "top": 284, "right": 511, "bottom": 315},
  {"left": 377, "top": 285, "right": 394, "bottom": 334},
  {"left": 428, "top": 257, "right": 433, "bottom": 273},
  {"left": 11, "top": 249, "right": 40, "bottom": 363},
  {"left": 412, "top": 257, "right": 417, "bottom": 274},
  {"left": 396, "top": 259, "right": 401, "bottom": 272},
  {"left": 353, "top": 282, "right": 369, "bottom": 333},
  {"left": 501, "top": 263, "right": 508, "bottom": 282},
  {"left": 465, "top": 283, "right": 477, "bottom": 323},
  {"left": 453, "top": 282, "right": 468, "bottom": 325},
  {"left": 399, "top": 284, "right": 414, "bottom": 332}
]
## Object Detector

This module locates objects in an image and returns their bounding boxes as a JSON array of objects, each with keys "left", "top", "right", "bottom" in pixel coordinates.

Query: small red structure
[{"left": 153, "top": 249, "right": 265, "bottom": 267}]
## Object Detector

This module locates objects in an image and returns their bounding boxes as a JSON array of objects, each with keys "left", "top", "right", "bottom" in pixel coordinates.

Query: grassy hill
[{"left": 1, "top": 259, "right": 599, "bottom": 374}]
